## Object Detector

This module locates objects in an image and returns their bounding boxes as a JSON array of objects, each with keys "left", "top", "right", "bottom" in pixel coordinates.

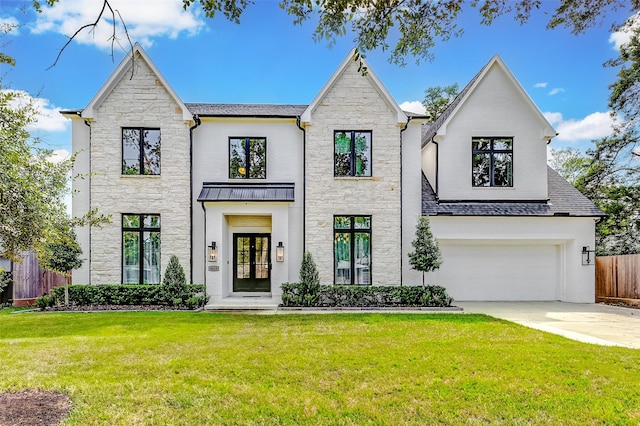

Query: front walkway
[{"left": 457, "top": 301, "right": 640, "bottom": 349}]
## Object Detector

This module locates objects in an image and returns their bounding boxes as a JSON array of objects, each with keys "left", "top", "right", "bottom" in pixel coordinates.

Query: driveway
[{"left": 457, "top": 301, "right": 640, "bottom": 349}]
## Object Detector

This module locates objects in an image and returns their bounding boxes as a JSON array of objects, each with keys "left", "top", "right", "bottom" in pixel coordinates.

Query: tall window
[
  {"left": 334, "top": 131, "right": 372, "bottom": 177},
  {"left": 122, "top": 128, "right": 161, "bottom": 175},
  {"left": 122, "top": 214, "right": 160, "bottom": 284},
  {"left": 229, "top": 137, "right": 266, "bottom": 179},
  {"left": 472, "top": 137, "right": 513, "bottom": 187},
  {"left": 334, "top": 215, "right": 371, "bottom": 285}
]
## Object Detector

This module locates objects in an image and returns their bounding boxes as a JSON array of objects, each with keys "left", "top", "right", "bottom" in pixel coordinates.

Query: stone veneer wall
[
  {"left": 304, "top": 59, "right": 402, "bottom": 286},
  {"left": 88, "top": 52, "right": 191, "bottom": 284}
]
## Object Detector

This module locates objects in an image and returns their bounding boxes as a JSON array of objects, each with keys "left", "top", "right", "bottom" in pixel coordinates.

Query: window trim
[
  {"left": 334, "top": 130, "right": 372, "bottom": 177},
  {"left": 121, "top": 127, "right": 161, "bottom": 175},
  {"left": 333, "top": 215, "right": 372, "bottom": 285},
  {"left": 121, "top": 214, "right": 161, "bottom": 284},
  {"left": 471, "top": 136, "right": 514, "bottom": 187},
  {"left": 228, "top": 137, "right": 267, "bottom": 179}
]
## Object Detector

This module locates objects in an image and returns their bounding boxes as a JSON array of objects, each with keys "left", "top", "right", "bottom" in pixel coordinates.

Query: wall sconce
[
  {"left": 581, "top": 246, "right": 595, "bottom": 265},
  {"left": 208, "top": 241, "right": 218, "bottom": 262},
  {"left": 276, "top": 242, "right": 285, "bottom": 262}
]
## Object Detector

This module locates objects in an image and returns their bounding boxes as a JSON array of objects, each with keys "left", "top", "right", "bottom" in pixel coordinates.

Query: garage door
[{"left": 433, "top": 243, "right": 560, "bottom": 301}]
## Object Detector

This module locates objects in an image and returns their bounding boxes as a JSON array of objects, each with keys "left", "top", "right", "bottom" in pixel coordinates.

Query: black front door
[{"left": 233, "top": 234, "right": 271, "bottom": 292}]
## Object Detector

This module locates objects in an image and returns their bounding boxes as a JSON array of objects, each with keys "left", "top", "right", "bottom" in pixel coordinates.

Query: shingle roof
[
  {"left": 186, "top": 103, "right": 307, "bottom": 117},
  {"left": 422, "top": 167, "right": 604, "bottom": 217},
  {"left": 198, "top": 182, "right": 295, "bottom": 202}
]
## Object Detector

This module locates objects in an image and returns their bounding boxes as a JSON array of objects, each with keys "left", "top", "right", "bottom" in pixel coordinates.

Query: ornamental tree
[{"left": 408, "top": 216, "right": 442, "bottom": 287}]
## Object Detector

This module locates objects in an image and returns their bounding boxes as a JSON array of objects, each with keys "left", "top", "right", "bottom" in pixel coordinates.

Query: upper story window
[
  {"left": 122, "top": 128, "right": 161, "bottom": 175},
  {"left": 334, "top": 215, "right": 371, "bottom": 285},
  {"left": 334, "top": 131, "right": 372, "bottom": 177},
  {"left": 472, "top": 137, "right": 513, "bottom": 187},
  {"left": 122, "top": 214, "right": 160, "bottom": 284},
  {"left": 229, "top": 137, "right": 266, "bottom": 179}
]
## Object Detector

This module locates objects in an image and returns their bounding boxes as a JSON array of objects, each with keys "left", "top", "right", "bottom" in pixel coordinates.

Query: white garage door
[{"left": 434, "top": 243, "right": 560, "bottom": 301}]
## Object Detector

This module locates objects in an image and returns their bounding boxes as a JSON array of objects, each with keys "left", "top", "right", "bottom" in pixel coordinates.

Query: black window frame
[
  {"left": 121, "top": 214, "right": 161, "bottom": 285},
  {"left": 471, "top": 136, "right": 514, "bottom": 187},
  {"left": 121, "top": 127, "right": 161, "bottom": 175},
  {"left": 228, "top": 137, "right": 267, "bottom": 179},
  {"left": 333, "top": 215, "right": 372, "bottom": 286},
  {"left": 334, "top": 130, "right": 372, "bottom": 177}
]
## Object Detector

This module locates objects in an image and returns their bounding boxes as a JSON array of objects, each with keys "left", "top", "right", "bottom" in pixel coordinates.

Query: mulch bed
[
  {"left": 35, "top": 305, "right": 197, "bottom": 312},
  {"left": 0, "top": 389, "right": 72, "bottom": 426}
]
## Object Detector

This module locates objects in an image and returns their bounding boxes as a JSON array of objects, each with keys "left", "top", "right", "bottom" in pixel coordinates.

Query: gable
[
  {"left": 81, "top": 43, "right": 191, "bottom": 122},
  {"left": 424, "top": 55, "right": 555, "bottom": 145},
  {"left": 301, "top": 49, "right": 406, "bottom": 124}
]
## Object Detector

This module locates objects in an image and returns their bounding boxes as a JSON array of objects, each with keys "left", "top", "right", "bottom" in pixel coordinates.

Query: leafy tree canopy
[
  {"left": 422, "top": 83, "right": 459, "bottom": 122},
  {"left": 408, "top": 216, "right": 442, "bottom": 287}
]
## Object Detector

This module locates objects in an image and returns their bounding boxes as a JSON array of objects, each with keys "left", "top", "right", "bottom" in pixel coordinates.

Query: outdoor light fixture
[
  {"left": 208, "top": 241, "right": 218, "bottom": 262},
  {"left": 276, "top": 242, "right": 285, "bottom": 262},
  {"left": 581, "top": 246, "right": 595, "bottom": 265}
]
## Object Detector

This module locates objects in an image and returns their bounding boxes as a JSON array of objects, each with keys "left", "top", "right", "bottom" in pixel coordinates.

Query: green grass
[{"left": 1, "top": 310, "right": 639, "bottom": 425}]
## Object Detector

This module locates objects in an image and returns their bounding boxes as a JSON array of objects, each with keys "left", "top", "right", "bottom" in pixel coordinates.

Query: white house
[{"left": 63, "top": 44, "right": 603, "bottom": 304}]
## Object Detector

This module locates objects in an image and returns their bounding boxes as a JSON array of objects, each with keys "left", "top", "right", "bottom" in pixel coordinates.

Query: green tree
[
  {"left": 422, "top": 84, "right": 459, "bottom": 122},
  {"left": 299, "top": 252, "right": 320, "bottom": 288},
  {"left": 408, "top": 216, "right": 442, "bottom": 287},
  {"left": 162, "top": 255, "right": 187, "bottom": 305},
  {"left": 0, "top": 22, "right": 109, "bottom": 262}
]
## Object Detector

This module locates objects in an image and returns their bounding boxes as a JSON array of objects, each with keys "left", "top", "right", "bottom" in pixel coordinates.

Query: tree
[
  {"left": 0, "top": 22, "right": 110, "bottom": 263},
  {"left": 422, "top": 84, "right": 459, "bottom": 122},
  {"left": 299, "top": 252, "right": 320, "bottom": 288},
  {"left": 408, "top": 216, "right": 442, "bottom": 287},
  {"left": 551, "top": 137, "right": 640, "bottom": 256},
  {"left": 162, "top": 255, "right": 188, "bottom": 305}
]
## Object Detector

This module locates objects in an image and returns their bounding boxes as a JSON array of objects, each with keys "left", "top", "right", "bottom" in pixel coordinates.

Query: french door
[{"left": 233, "top": 234, "right": 271, "bottom": 292}]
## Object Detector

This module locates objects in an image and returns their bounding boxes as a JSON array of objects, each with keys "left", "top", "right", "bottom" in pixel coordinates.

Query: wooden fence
[
  {"left": 596, "top": 254, "right": 640, "bottom": 305},
  {"left": 12, "top": 251, "right": 68, "bottom": 306}
]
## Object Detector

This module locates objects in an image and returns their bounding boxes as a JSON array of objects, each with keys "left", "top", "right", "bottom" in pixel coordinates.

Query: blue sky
[{"left": 2, "top": 0, "right": 636, "bottom": 159}]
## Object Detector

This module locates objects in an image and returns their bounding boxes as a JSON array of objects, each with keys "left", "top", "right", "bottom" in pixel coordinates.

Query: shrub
[
  {"left": 162, "top": 255, "right": 188, "bottom": 306},
  {"left": 280, "top": 283, "right": 453, "bottom": 308},
  {"left": 51, "top": 284, "right": 208, "bottom": 309},
  {"left": 35, "top": 294, "right": 56, "bottom": 310}
]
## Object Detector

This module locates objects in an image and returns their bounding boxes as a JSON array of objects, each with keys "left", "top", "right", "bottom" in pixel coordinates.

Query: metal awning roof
[{"left": 198, "top": 182, "right": 295, "bottom": 202}]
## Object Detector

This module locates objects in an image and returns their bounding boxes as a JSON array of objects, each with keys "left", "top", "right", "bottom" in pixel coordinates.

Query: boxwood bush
[
  {"left": 48, "top": 284, "right": 208, "bottom": 309},
  {"left": 281, "top": 283, "right": 453, "bottom": 308}
]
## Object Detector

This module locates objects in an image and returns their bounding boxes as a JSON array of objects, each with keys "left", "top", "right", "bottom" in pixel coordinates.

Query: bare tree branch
[{"left": 46, "top": 0, "right": 133, "bottom": 71}]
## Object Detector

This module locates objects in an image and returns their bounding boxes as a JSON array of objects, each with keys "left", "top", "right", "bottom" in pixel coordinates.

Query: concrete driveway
[{"left": 457, "top": 301, "right": 640, "bottom": 349}]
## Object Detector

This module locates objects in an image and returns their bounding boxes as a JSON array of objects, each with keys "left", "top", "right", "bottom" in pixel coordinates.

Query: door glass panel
[
  {"left": 123, "top": 231, "right": 139, "bottom": 284},
  {"left": 236, "top": 237, "right": 250, "bottom": 279},
  {"left": 354, "top": 232, "right": 371, "bottom": 285},
  {"left": 254, "top": 237, "right": 269, "bottom": 279}
]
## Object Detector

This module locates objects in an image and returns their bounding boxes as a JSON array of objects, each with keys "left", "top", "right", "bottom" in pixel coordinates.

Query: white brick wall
[
  {"left": 87, "top": 52, "right": 191, "bottom": 284},
  {"left": 305, "top": 59, "right": 402, "bottom": 285}
]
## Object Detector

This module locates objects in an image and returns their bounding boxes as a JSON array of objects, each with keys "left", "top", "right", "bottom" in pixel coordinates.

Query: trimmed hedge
[
  {"left": 48, "top": 284, "right": 208, "bottom": 309},
  {"left": 280, "top": 283, "right": 453, "bottom": 308}
]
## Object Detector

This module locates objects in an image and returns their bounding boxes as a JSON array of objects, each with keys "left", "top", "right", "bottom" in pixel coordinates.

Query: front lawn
[{"left": 1, "top": 310, "right": 639, "bottom": 424}]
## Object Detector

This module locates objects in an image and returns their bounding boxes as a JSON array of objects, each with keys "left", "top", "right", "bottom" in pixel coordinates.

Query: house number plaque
[{"left": 208, "top": 265, "right": 220, "bottom": 272}]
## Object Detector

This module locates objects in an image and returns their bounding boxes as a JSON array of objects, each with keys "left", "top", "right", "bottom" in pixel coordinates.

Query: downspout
[
  {"left": 399, "top": 116, "right": 412, "bottom": 287},
  {"left": 189, "top": 114, "right": 201, "bottom": 285},
  {"left": 81, "top": 114, "right": 92, "bottom": 285},
  {"left": 296, "top": 117, "right": 306, "bottom": 253},
  {"left": 200, "top": 201, "right": 207, "bottom": 294}
]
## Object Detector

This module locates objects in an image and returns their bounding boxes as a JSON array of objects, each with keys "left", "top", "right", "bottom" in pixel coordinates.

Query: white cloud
[
  {"left": 31, "top": 0, "right": 205, "bottom": 50},
  {"left": 0, "top": 16, "right": 20, "bottom": 34},
  {"left": 548, "top": 88, "right": 565, "bottom": 96},
  {"left": 533, "top": 82, "right": 547, "bottom": 89},
  {"left": 609, "top": 13, "right": 640, "bottom": 50},
  {"left": 4, "top": 90, "right": 69, "bottom": 132},
  {"left": 545, "top": 111, "right": 619, "bottom": 142},
  {"left": 399, "top": 100, "right": 426, "bottom": 115},
  {"left": 47, "top": 149, "right": 72, "bottom": 163}
]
